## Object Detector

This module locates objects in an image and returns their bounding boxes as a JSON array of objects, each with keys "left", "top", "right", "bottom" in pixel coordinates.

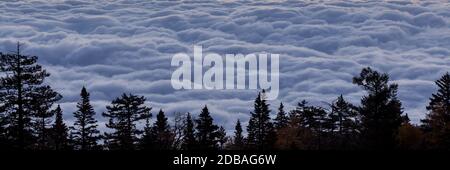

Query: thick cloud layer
[{"left": 1, "top": 0, "right": 450, "bottom": 133}]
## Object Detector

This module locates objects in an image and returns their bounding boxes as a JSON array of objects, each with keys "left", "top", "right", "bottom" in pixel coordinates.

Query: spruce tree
[
  {"left": 353, "top": 67, "right": 404, "bottom": 150},
  {"left": 246, "top": 90, "right": 275, "bottom": 150},
  {"left": 30, "top": 85, "right": 62, "bottom": 150},
  {"left": 181, "top": 112, "right": 196, "bottom": 150},
  {"left": 144, "top": 109, "right": 173, "bottom": 150},
  {"left": 288, "top": 100, "right": 328, "bottom": 149},
  {"left": 140, "top": 112, "right": 153, "bottom": 150},
  {"left": 71, "top": 87, "right": 100, "bottom": 150},
  {"left": 288, "top": 100, "right": 308, "bottom": 128},
  {"left": 421, "top": 72, "right": 450, "bottom": 149},
  {"left": 327, "top": 95, "right": 360, "bottom": 149},
  {"left": 195, "top": 105, "right": 219, "bottom": 150},
  {"left": 328, "top": 95, "right": 360, "bottom": 134},
  {"left": 103, "top": 93, "right": 151, "bottom": 150},
  {"left": 0, "top": 43, "right": 51, "bottom": 149},
  {"left": 51, "top": 105, "right": 69, "bottom": 150},
  {"left": 274, "top": 102, "right": 289, "bottom": 130},
  {"left": 232, "top": 119, "right": 244, "bottom": 149}
]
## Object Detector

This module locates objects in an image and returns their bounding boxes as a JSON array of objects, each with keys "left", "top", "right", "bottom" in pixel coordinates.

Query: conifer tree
[
  {"left": 30, "top": 85, "right": 62, "bottom": 150},
  {"left": 288, "top": 100, "right": 308, "bottom": 128},
  {"left": 103, "top": 93, "right": 151, "bottom": 150},
  {"left": 51, "top": 105, "right": 69, "bottom": 150},
  {"left": 328, "top": 95, "right": 360, "bottom": 134},
  {"left": 353, "top": 67, "right": 404, "bottom": 150},
  {"left": 195, "top": 106, "right": 219, "bottom": 150},
  {"left": 291, "top": 101, "right": 327, "bottom": 131},
  {"left": 246, "top": 90, "right": 275, "bottom": 150},
  {"left": 0, "top": 43, "right": 51, "bottom": 149},
  {"left": 143, "top": 109, "right": 173, "bottom": 150},
  {"left": 181, "top": 112, "right": 196, "bottom": 150},
  {"left": 71, "top": 87, "right": 100, "bottom": 150},
  {"left": 287, "top": 100, "right": 327, "bottom": 149},
  {"left": 232, "top": 119, "right": 244, "bottom": 149},
  {"left": 327, "top": 95, "right": 360, "bottom": 149},
  {"left": 421, "top": 72, "right": 450, "bottom": 149},
  {"left": 140, "top": 112, "right": 153, "bottom": 150},
  {"left": 274, "top": 102, "right": 289, "bottom": 130}
]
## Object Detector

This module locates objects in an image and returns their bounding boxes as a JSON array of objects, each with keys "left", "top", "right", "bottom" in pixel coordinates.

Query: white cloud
[{"left": 0, "top": 0, "right": 449, "bottom": 132}]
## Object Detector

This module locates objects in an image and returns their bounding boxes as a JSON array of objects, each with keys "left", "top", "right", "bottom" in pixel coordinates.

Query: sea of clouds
[{"left": 1, "top": 0, "right": 450, "bottom": 133}]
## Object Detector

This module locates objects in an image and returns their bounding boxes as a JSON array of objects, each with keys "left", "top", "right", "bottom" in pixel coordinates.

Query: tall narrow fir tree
[{"left": 71, "top": 87, "right": 100, "bottom": 150}]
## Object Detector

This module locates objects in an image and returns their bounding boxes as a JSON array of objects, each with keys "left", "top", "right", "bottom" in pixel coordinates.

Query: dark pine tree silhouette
[
  {"left": 30, "top": 85, "right": 62, "bottom": 150},
  {"left": 71, "top": 86, "right": 100, "bottom": 150},
  {"left": 103, "top": 93, "right": 151, "bottom": 150},
  {"left": 195, "top": 105, "right": 219, "bottom": 150},
  {"left": 246, "top": 90, "right": 276, "bottom": 150},
  {"left": 421, "top": 72, "right": 450, "bottom": 149},
  {"left": 353, "top": 67, "right": 404, "bottom": 150},
  {"left": 274, "top": 102, "right": 289, "bottom": 130},
  {"left": 288, "top": 100, "right": 327, "bottom": 149},
  {"left": 181, "top": 112, "right": 196, "bottom": 150},
  {"left": 232, "top": 119, "right": 244, "bottom": 149},
  {"left": 51, "top": 105, "right": 70, "bottom": 150},
  {"left": 140, "top": 111, "right": 153, "bottom": 150},
  {"left": 327, "top": 95, "right": 360, "bottom": 149},
  {"left": 328, "top": 95, "right": 359, "bottom": 134},
  {"left": 0, "top": 43, "right": 50, "bottom": 149},
  {"left": 142, "top": 109, "right": 173, "bottom": 150},
  {"left": 288, "top": 100, "right": 308, "bottom": 128}
]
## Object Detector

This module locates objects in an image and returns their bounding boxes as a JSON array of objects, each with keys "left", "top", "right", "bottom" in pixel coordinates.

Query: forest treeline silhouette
[{"left": 1, "top": 44, "right": 449, "bottom": 151}]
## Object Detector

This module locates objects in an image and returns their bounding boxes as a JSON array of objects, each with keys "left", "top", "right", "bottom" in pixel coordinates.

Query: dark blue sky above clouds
[{"left": 1, "top": 0, "right": 450, "bottom": 133}]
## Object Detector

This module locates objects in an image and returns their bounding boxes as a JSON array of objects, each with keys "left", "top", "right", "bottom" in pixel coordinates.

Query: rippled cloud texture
[{"left": 1, "top": 0, "right": 450, "bottom": 132}]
